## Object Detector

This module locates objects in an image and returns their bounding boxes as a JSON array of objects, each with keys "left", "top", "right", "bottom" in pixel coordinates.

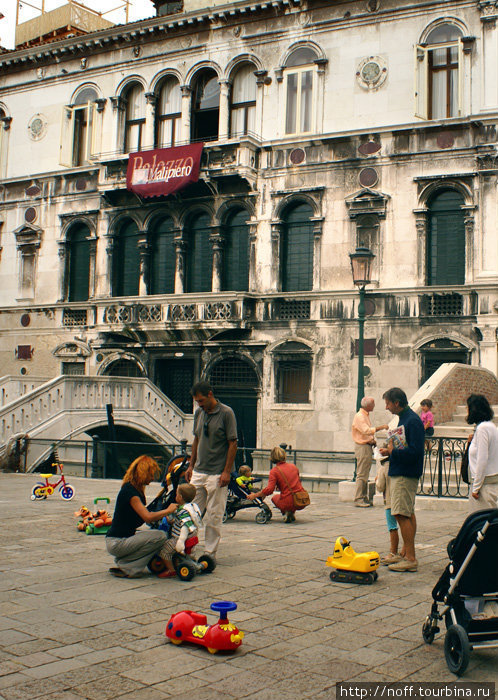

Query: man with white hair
[{"left": 351, "top": 396, "right": 388, "bottom": 507}]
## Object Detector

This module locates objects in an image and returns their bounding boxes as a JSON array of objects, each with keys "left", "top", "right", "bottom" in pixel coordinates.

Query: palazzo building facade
[{"left": 0, "top": 0, "right": 497, "bottom": 452}]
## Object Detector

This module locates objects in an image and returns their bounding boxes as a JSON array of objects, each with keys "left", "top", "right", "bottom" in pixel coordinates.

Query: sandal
[
  {"left": 157, "top": 570, "right": 177, "bottom": 578},
  {"left": 109, "top": 567, "right": 130, "bottom": 578}
]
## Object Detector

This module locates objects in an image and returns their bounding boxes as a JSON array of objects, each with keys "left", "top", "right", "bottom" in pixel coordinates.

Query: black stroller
[
  {"left": 223, "top": 473, "right": 272, "bottom": 524},
  {"left": 422, "top": 508, "right": 498, "bottom": 675}
]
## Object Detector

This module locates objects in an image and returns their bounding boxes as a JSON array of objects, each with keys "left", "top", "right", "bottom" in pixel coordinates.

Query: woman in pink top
[{"left": 248, "top": 446, "right": 306, "bottom": 523}]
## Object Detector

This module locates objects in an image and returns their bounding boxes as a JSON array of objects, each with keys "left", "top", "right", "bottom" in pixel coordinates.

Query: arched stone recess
[
  {"left": 414, "top": 178, "right": 476, "bottom": 285},
  {"left": 215, "top": 198, "right": 255, "bottom": 223},
  {"left": 97, "top": 352, "right": 147, "bottom": 377},
  {"left": 185, "top": 61, "right": 222, "bottom": 85},
  {"left": 52, "top": 340, "right": 92, "bottom": 358},
  {"left": 270, "top": 191, "right": 324, "bottom": 291},
  {"left": 202, "top": 350, "right": 262, "bottom": 386},
  {"left": 113, "top": 75, "right": 148, "bottom": 98},
  {"left": 149, "top": 68, "right": 184, "bottom": 94},
  {"left": 225, "top": 54, "right": 263, "bottom": 81},
  {"left": 63, "top": 419, "right": 174, "bottom": 446},
  {"left": 266, "top": 338, "right": 315, "bottom": 406},
  {"left": 414, "top": 334, "right": 476, "bottom": 385},
  {"left": 419, "top": 16, "right": 469, "bottom": 43},
  {"left": 413, "top": 332, "right": 477, "bottom": 355},
  {"left": 70, "top": 82, "right": 103, "bottom": 103},
  {"left": 278, "top": 40, "right": 327, "bottom": 69},
  {"left": 58, "top": 214, "right": 99, "bottom": 303}
]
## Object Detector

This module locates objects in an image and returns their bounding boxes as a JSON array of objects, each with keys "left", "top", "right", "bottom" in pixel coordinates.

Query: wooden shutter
[
  {"left": 428, "top": 190, "right": 465, "bottom": 286},
  {"left": 223, "top": 209, "right": 249, "bottom": 291},
  {"left": 415, "top": 45, "right": 429, "bottom": 120},
  {"left": 60, "top": 106, "right": 75, "bottom": 166},
  {"left": 282, "top": 203, "right": 313, "bottom": 292},
  {"left": 186, "top": 213, "right": 212, "bottom": 293},
  {"left": 113, "top": 221, "right": 140, "bottom": 296},
  {"left": 150, "top": 217, "right": 175, "bottom": 294},
  {"left": 68, "top": 225, "right": 91, "bottom": 301}
]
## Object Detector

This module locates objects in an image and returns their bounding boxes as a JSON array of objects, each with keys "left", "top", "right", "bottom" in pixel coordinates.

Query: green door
[{"left": 428, "top": 190, "right": 465, "bottom": 285}]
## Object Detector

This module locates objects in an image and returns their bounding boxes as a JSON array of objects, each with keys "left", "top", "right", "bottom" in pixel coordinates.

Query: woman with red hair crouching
[
  {"left": 247, "top": 446, "right": 308, "bottom": 523},
  {"left": 106, "top": 455, "right": 176, "bottom": 578}
]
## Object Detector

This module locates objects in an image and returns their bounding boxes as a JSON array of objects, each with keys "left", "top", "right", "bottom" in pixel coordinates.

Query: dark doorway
[
  {"left": 420, "top": 338, "right": 469, "bottom": 384},
  {"left": 155, "top": 358, "right": 195, "bottom": 413},
  {"left": 208, "top": 357, "right": 259, "bottom": 467}
]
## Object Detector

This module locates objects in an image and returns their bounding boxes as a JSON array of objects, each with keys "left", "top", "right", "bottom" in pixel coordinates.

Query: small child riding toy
[
  {"left": 31, "top": 452, "right": 75, "bottom": 501},
  {"left": 165, "top": 601, "right": 244, "bottom": 654},
  {"left": 326, "top": 536, "right": 380, "bottom": 585}
]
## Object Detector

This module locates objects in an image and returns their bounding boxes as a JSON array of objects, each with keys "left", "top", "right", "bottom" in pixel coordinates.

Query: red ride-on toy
[
  {"left": 165, "top": 601, "right": 244, "bottom": 654},
  {"left": 148, "top": 536, "right": 216, "bottom": 581}
]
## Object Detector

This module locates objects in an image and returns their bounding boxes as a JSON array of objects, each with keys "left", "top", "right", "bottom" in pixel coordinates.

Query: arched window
[
  {"left": 112, "top": 220, "right": 140, "bottom": 297},
  {"left": 230, "top": 64, "right": 257, "bottom": 137},
  {"left": 156, "top": 78, "right": 182, "bottom": 148},
  {"left": 67, "top": 223, "right": 91, "bottom": 301},
  {"left": 223, "top": 209, "right": 250, "bottom": 292},
  {"left": 103, "top": 358, "right": 144, "bottom": 377},
  {"left": 123, "top": 83, "right": 146, "bottom": 152},
  {"left": 185, "top": 213, "right": 212, "bottom": 293},
  {"left": 281, "top": 202, "right": 314, "bottom": 291},
  {"left": 427, "top": 190, "right": 465, "bottom": 286},
  {"left": 149, "top": 217, "right": 176, "bottom": 295},
  {"left": 273, "top": 341, "right": 312, "bottom": 404},
  {"left": 60, "top": 87, "right": 99, "bottom": 167},
  {"left": 284, "top": 47, "right": 317, "bottom": 135},
  {"left": 416, "top": 24, "right": 464, "bottom": 120},
  {"left": 191, "top": 70, "right": 220, "bottom": 142},
  {"left": 419, "top": 338, "right": 469, "bottom": 384}
]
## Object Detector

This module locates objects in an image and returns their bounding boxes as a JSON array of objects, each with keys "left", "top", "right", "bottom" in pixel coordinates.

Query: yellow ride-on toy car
[{"left": 326, "top": 536, "right": 380, "bottom": 585}]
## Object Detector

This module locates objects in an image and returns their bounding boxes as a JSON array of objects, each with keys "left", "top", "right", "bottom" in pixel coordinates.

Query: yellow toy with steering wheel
[{"left": 326, "top": 536, "right": 380, "bottom": 585}]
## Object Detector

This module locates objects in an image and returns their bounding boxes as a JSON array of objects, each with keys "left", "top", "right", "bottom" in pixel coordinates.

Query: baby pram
[
  {"left": 223, "top": 473, "right": 272, "bottom": 524},
  {"left": 422, "top": 508, "right": 498, "bottom": 675}
]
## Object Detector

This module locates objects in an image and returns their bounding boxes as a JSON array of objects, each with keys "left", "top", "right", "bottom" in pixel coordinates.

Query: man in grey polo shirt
[{"left": 186, "top": 381, "right": 238, "bottom": 559}]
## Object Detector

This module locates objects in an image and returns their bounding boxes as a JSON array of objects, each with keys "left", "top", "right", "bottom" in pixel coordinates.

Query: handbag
[
  {"left": 460, "top": 441, "right": 471, "bottom": 485},
  {"left": 276, "top": 466, "right": 310, "bottom": 508}
]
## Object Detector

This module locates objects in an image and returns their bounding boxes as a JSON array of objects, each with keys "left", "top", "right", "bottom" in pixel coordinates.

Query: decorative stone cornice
[{"left": 479, "top": 0, "right": 498, "bottom": 21}]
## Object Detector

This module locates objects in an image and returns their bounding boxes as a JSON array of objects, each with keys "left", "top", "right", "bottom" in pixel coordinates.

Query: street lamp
[{"left": 349, "top": 246, "right": 375, "bottom": 411}]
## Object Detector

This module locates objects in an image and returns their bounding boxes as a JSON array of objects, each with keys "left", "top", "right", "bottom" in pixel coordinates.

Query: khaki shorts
[{"left": 390, "top": 476, "right": 418, "bottom": 517}]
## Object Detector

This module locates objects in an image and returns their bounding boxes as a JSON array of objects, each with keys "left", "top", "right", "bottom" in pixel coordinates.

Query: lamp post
[{"left": 349, "top": 246, "right": 375, "bottom": 411}]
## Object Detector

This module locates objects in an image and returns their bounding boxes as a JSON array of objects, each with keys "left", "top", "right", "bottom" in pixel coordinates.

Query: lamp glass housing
[{"left": 349, "top": 246, "right": 375, "bottom": 287}]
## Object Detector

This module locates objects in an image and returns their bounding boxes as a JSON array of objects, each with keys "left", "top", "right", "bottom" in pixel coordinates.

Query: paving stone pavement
[{"left": 1, "top": 472, "right": 497, "bottom": 700}]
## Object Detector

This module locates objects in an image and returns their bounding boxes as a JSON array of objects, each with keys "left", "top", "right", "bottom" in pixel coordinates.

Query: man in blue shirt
[{"left": 380, "top": 387, "right": 424, "bottom": 572}]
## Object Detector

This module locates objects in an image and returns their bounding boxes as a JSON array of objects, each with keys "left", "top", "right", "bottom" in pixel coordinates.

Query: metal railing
[
  {"left": 418, "top": 437, "right": 469, "bottom": 498},
  {"left": 21, "top": 436, "right": 470, "bottom": 498}
]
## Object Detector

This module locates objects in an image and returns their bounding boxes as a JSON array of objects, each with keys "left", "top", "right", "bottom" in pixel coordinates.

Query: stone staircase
[
  {"left": 434, "top": 404, "right": 498, "bottom": 438},
  {"left": 0, "top": 375, "right": 193, "bottom": 471}
]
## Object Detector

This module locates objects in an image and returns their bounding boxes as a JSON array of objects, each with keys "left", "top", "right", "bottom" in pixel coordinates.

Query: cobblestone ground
[{"left": 0, "top": 473, "right": 497, "bottom": 700}]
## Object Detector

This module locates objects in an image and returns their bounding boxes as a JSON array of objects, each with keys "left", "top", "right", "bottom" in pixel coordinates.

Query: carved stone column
[
  {"left": 57, "top": 240, "right": 68, "bottom": 302},
  {"left": 479, "top": 1, "right": 498, "bottom": 108},
  {"left": 144, "top": 92, "right": 157, "bottom": 150},
  {"left": 174, "top": 237, "right": 186, "bottom": 293},
  {"left": 105, "top": 236, "right": 115, "bottom": 296},
  {"left": 463, "top": 212, "right": 475, "bottom": 284},
  {"left": 218, "top": 80, "right": 231, "bottom": 141},
  {"left": 138, "top": 237, "right": 150, "bottom": 296},
  {"left": 254, "top": 71, "right": 268, "bottom": 139},
  {"left": 210, "top": 228, "right": 224, "bottom": 292},
  {"left": 270, "top": 220, "right": 282, "bottom": 291},
  {"left": 110, "top": 96, "right": 126, "bottom": 152},
  {"left": 248, "top": 218, "right": 258, "bottom": 291},
  {"left": 414, "top": 210, "right": 428, "bottom": 285},
  {"left": 180, "top": 86, "right": 192, "bottom": 142},
  {"left": 88, "top": 238, "right": 97, "bottom": 299}
]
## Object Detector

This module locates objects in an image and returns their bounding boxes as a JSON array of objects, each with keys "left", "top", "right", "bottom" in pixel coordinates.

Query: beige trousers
[
  {"left": 354, "top": 443, "right": 373, "bottom": 503},
  {"left": 190, "top": 471, "right": 228, "bottom": 556}
]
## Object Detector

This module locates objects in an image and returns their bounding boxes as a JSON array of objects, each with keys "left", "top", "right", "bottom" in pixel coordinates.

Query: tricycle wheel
[
  {"left": 207, "top": 647, "right": 218, "bottom": 654},
  {"left": 444, "top": 624, "right": 471, "bottom": 675},
  {"left": 175, "top": 559, "right": 196, "bottom": 581},
  {"left": 148, "top": 555, "right": 167, "bottom": 575},
  {"left": 197, "top": 554, "right": 216, "bottom": 573},
  {"left": 170, "top": 639, "right": 182, "bottom": 645}
]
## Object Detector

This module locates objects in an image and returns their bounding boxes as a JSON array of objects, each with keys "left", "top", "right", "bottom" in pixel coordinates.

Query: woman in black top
[{"left": 106, "top": 455, "right": 177, "bottom": 578}]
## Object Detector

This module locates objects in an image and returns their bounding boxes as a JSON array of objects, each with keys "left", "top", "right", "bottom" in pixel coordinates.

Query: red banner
[{"left": 126, "top": 143, "right": 203, "bottom": 198}]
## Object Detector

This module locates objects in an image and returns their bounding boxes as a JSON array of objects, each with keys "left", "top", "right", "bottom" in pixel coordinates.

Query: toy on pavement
[
  {"left": 148, "top": 535, "right": 216, "bottom": 580},
  {"left": 326, "top": 536, "right": 380, "bottom": 585},
  {"left": 165, "top": 601, "right": 244, "bottom": 654},
  {"left": 31, "top": 453, "right": 75, "bottom": 501},
  {"left": 74, "top": 498, "right": 112, "bottom": 534}
]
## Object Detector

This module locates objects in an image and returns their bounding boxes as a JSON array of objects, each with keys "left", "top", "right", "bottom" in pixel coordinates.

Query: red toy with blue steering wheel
[{"left": 165, "top": 601, "right": 244, "bottom": 654}]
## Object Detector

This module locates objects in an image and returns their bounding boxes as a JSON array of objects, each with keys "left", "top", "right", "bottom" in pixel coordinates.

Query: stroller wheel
[
  {"left": 222, "top": 511, "right": 228, "bottom": 523},
  {"left": 422, "top": 617, "right": 438, "bottom": 645},
  {"left": 255, "top": 509, "right": 270, "bottom": 524},
  {"left": 444, "top": 624, "right": 471, "bottom": 675}
]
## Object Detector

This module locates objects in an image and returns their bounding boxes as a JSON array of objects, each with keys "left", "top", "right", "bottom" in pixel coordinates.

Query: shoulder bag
[
  {"left": 276, "top": 466, "right": 310, "bottom": 508},
  {"left": 460, "top": 440, "right": 471, "bottom": 485}
]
